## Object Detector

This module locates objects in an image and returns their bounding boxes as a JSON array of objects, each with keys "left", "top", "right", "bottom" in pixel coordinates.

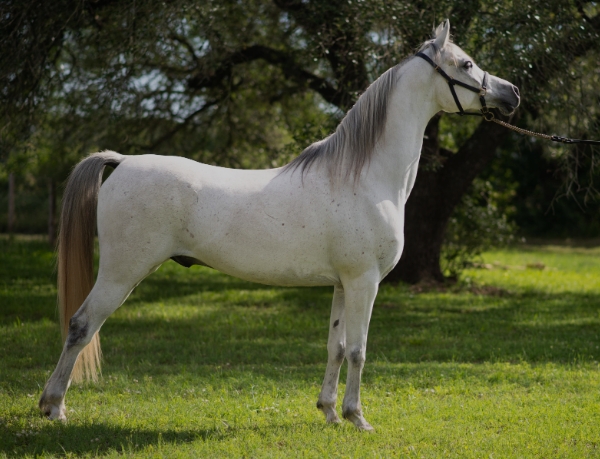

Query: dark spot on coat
[
  {"left": 316, "top": 401, "right": 324, "bottom": 409},
  {"left": 66, "top": 318, "right": 88, "bottom": 348},
  {"left": 333, "top": 319, "right": 339, "bottom": 328}
]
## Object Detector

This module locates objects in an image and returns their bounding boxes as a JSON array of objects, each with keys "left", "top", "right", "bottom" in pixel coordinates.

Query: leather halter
[
  {"left": 416, "top": 51, "right": 600, "bottom": 145},
  {"left": 415, "top": 52, "right": 491, "bottom": 120}
]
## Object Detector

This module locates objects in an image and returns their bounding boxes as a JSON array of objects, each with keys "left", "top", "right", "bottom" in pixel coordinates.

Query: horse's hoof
[
  {"left": 42, "top": 404, "right": 67, "bottom": 422},
  {"left": 40, "top": 397, "right": 67, "bottom": 422},
  {"left": 325, "top": 409, "right": 342, "bottom": 424},
  {"left": 343, "top": 409, "right": 374, "bottom": 431},
  {"left": 357, "top": 421, "right": 374, "bottom": 431}
]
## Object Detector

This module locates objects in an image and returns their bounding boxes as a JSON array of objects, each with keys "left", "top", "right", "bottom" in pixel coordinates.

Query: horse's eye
[{"left": 463, "top": 61, "right": 473, "bottom": 69}]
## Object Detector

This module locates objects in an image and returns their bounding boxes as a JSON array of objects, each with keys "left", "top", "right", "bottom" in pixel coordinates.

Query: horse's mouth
[{"left": 498, "top": 102, "right": 518, "bottom": 116}]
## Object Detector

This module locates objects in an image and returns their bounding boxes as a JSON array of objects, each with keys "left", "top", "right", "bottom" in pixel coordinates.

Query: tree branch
[
  {"left": 139, "top": 98, "right": 221, "bottom": 152},
  {"left": 273, "top": 0, "right": 370, "bottom": 109},
  {"left": 187, "top": 44, "right": 346, "bottom": 107},
  {"left": 449, "top": 0, "right": 481, "bottom": 43},
  {"left": 169, "top": 33, "right": 200, "bottom": 68}
]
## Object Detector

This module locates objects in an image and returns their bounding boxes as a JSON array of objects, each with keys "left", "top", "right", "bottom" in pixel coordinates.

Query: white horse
[{"left": 39, "top": 20, "right": 519, "bottom": 430}]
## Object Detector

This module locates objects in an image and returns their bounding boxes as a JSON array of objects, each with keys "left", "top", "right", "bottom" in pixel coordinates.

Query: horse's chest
[
  {"left": 329, "top": 201, "right": 404, "bottom": 277},
  {"left": 372, "top": 228, "right": 404, "bottom": 274}
]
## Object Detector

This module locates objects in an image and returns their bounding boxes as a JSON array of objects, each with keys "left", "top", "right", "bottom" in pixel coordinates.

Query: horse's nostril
[{"left": 513, "top": 85, "right": 520, "bottom": 98}]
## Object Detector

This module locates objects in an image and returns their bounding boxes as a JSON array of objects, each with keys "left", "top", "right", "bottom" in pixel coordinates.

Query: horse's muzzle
[{"left": 499, "top": 85, "right": 520, "bottom": 115}]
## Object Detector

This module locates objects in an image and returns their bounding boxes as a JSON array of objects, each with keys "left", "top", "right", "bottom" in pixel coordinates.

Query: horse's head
[{"left": 420, "top": 20, "right": 520, "bottom": 116}]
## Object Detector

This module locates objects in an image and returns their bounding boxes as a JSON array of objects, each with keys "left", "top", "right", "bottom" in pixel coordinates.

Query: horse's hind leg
[
  {"left": 38, "top": 278, "right": 132, "bottom": 420},
  {"left": 39, "top": 260, "right": 160, "bottom": 420},
  {"left": 317, "top": 285, "right": 345, "bottom": 423}
]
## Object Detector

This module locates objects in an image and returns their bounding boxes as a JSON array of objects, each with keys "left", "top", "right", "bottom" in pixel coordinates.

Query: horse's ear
[{"left": 433, "top": 19, "right": 450, "bottom": 50}]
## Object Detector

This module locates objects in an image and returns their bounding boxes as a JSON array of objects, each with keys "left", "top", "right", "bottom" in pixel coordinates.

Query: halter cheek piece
[{"left": 415, "top": 52, "right": 492, "bottom": 120}]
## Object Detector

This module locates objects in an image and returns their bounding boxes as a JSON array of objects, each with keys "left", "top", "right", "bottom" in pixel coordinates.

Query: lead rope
[{"left": 484, "top": 112, "right": 600, "bottom": 145}]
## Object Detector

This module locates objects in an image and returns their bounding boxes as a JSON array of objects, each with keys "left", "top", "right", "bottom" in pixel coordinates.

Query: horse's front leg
[
  {"left": 341, "top": 274, "right": 378, "bottom": 431},
  {"left": 317, "top": 285, "right": 346, "bottom": 423}
]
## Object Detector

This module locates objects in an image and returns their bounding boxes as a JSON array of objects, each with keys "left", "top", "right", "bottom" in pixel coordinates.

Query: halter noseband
[{"left": 415, "top": 52, "right": 491, "bottom": 120}]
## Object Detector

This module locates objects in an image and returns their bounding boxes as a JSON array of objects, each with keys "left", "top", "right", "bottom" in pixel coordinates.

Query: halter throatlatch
[{"left": 416, "top": 52, "right": 491, "bottom": 119}]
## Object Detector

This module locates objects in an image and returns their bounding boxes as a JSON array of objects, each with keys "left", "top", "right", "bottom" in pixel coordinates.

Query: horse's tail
[{"left": 58, "top": 151, "right": 125, "bottom": 383}]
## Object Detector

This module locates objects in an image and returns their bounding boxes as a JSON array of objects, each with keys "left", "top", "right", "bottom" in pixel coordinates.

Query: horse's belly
[
  {"left": 218, "top": 263, "right": 338, "bottom": 287},
  {"left": 188, "top": 234, "right": 339, "bottom": 287}
]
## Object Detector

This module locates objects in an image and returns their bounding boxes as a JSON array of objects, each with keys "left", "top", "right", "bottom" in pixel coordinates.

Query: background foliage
[{"left": 2, "top": 0, "right": 600, "bottom": 277}]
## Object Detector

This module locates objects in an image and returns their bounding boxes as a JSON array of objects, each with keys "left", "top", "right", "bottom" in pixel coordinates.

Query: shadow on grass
[
  {"left": 127, "top": 265, "right": 270, "bottom": 304},
  {"left": 78, "top": 287, "right": 600, "bottom": 374},
  {"left": 0, "top": 416, "right": 319, "bottom": 458}
]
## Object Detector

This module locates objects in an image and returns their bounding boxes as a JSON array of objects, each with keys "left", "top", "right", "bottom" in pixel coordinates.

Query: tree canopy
[{"left": 1, "top": 0, "right": 599, "bottom": 281}]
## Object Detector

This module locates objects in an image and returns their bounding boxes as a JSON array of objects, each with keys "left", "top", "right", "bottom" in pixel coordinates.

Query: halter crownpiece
[{"left": 415, "top": 51, "right": 491, "bottom": 119}]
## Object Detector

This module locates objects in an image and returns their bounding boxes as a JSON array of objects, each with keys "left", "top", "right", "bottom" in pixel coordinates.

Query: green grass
[{"left": 1, "top": 237, "right": 600, "bottom": 458}]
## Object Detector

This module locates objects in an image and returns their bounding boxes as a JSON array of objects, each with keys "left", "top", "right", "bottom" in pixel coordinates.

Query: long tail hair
[{"left": 57, "top": 151, "right": 124, "bottom": 382}]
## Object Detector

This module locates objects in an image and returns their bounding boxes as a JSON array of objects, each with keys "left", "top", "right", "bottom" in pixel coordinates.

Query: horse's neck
[{"left": 366, "top": 62, "right": 439, "bottom": 201}]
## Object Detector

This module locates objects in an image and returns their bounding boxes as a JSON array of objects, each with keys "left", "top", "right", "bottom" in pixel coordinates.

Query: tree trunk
[
  {"left": 385, "top": 116, "right": 512, "bottom": 284},
  {"left": 8, "top": 172, "right": 15, "bottom": 234},
  {"left": 48, "top": 178, "right": 57, "bottom": 246}
]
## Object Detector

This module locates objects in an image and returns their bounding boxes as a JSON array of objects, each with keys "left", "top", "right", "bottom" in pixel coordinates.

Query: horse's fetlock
[
  {"left": 317, "top": 395, "right": 336, "bottom": 409},
  {"left": 40, "top": 388, "right": 63, "bottom": 405},
  {"left": 342, "top": 404, "right": 361, "bottom": 420}
]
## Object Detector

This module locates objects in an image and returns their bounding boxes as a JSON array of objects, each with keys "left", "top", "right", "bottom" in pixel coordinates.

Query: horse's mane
[
  {"left": 282, "top": 35, "right": 456, "bottom": 184},
  {"left": 282, "top": 60, "right": 408, "bottom": 183}
]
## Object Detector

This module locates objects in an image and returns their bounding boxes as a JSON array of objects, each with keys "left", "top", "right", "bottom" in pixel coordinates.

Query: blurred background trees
[{"left": 1, "top": 0, "right": 599, "bottom": 281}]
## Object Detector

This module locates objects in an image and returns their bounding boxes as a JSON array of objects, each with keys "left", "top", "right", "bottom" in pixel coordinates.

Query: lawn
[{"left": 1, "top": 237, "right": 599, "bottom": 458}]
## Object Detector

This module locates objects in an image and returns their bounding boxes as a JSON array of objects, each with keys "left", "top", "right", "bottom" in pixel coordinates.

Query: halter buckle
[{"left": 479, "top": 87, "right": 487, "bottom": 97}]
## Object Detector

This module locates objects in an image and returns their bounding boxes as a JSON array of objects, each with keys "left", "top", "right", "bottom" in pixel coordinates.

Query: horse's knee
[{"left": 347, "top": 347, "right": 365, "bottom": 367}]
